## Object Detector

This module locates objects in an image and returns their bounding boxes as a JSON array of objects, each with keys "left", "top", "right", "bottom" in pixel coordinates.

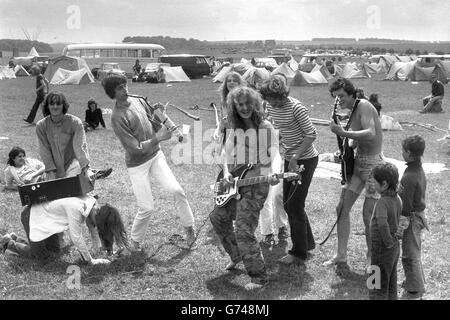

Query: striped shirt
[{"left": 267, "top": 97, "right": 319, "bottom": 160}]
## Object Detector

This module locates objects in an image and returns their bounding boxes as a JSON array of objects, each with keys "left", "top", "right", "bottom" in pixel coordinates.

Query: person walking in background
[
  {"left": 398, "top": 135, "right": 428, "bottom": 300},
  {"left": 24, "top": 65, "right": 48, "bottom": 124},
  {"left": 260, "top": 74, "right": 319, "bottom": 266},
  {"left": 84, "top": 99, "right": 106, "bottom": 132},
  {"left": 368, "top": 163, "right": 402, "bottom": 300}
]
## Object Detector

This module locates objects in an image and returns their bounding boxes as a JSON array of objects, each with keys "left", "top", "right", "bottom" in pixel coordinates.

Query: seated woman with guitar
[{"left": 210, "top": 86, "right": 280, "bottom": 291}]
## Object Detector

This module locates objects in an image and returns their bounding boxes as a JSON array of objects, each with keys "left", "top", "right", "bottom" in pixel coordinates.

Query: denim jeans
[
  {"left": 369, "top": 238, "right": 400, "bottom": 300},
  {"left": 25, "top": 93, "right": 45, "bottom": 123},
  {"left": 401, "top": 213, "right": 426, "bottom": 294},
  {"left": 283, "top": 156, "right": 318, "bottom": 260}
]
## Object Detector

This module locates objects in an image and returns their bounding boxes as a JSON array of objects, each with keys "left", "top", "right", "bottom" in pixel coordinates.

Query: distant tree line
[
  {"left": 0, "top": 39, "right": 53, "bottom": 53},
  {"left": 122, "top": 36, "right": 210, "bottom": 50}
]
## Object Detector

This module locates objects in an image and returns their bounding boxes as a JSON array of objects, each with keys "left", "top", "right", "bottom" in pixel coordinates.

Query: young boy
[
  {"left": 101, "top": 75, "right": 196, "bottom": 250},
  {"left": 398, "top": 135, "right": 428, "bottom": 300},
  {"left": 369, "top": 162, "right": 402, "bottom": 300}
]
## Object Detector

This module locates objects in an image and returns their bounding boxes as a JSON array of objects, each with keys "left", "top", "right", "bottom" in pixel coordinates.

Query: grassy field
[{"left": 0, "top": 75, "right": 449, "bottom": 300}]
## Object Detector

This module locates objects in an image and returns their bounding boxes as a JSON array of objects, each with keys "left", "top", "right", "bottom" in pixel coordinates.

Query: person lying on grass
[
  {"left": 3, "top": 146, "right": 46, "bottom": 191},
  {"left": 1, "top": 197, "right": 128, "bottom": 265}
]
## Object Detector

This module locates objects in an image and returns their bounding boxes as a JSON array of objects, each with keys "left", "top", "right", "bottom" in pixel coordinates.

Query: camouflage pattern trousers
[{"left": 210, "top": 183, "right": 269, "bottom": 284}]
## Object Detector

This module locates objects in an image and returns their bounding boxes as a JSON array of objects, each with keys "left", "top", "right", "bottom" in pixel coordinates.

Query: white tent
[
  {"left": 385, "top": 61, "right": 417, "bottom": 81},
  {"left": 271, "top": 62, "right": 296, "bottom": 78},
  {"left": 160, "top": 66, "right": 191, "bottom": 82},
  {"left": 339, "top": 62, "right": 371, "bottom": 79},
  {"left": 291, "top": 70, "right": 328, "bottom": 86},
  {"left": 311, "top": 64, "right": 333, "bottom": 80},
  {"left": 14, "top": 65, "right": 30, "bottom": 76},
  {"left": 28, "top": 47, "right": 39, "bottom": 57},
  {"left": 212, "top": 66, "right": 233, "bottom": 83},
  {"left": 49, "top": 67, "right": 94, "bottom": 85},
  {"left": 0, "top": 66, "right": 16, "bottom": 79},
  {"left": 12, "top": 47, "right": 40, "bottom": 66},
  {"left": 287, "top": 56, "right": 299, "bottom": 71}
]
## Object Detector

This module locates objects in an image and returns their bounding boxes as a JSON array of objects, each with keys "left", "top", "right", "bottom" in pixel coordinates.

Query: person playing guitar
[
  {"left": 209, "top": 86, "right": 280, "bottom": 291},
  {"left": 326, "top": 77, "right": 384, "bottom": 273}
]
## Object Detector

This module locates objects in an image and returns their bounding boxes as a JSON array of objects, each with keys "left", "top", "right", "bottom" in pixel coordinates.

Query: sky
[{"left": 1, "top": 0, "right": 449, "bottom": 44}]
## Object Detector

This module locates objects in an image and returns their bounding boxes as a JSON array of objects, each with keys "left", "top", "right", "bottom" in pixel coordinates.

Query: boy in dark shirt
[
  {"left": 24, "top": 65, "right": 49, "bottom": 124},
  {"left": 84, "top": 99, "right": 106, "bottom": 131},
  {"left": 398, "top": 135, "right": 428, "bottom": 299},
  {"left": 369, "top": 162, "right": 402, "bottom": 300}
]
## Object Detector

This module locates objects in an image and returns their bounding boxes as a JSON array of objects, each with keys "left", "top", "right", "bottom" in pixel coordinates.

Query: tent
[
  {"left": 212, "top": 66, "right": 233, "bottom": 82},
  {"left": 49, "top": 67, "right": 94, "bottom": 85},
  {"left": 243, "top": 67, "right": 270, "bottom": 89},
  {"left": 409, "top": 65, "right": 434, "bottom": 81},
  {"left": 14, "top": 64, "right": 30, "bottom": 76},
  {"left": 291, "top": 70, "right": 328, "bottom": 86},
  {"left": 44, "top": 55, "right": 94, "bottom": 83},
  {"left": 378, "top": 55, "right": 399, "bottom": 73},
  {"left": 0, "top": 66, "right": 16, "bottom": 79},
  {"left": 385, "top": 61, "right": 417, "bottom": 81},
  {"left": 287, "top": 56, "right": 299, "bottom": 71},
  {"left": 431, "top": 61, "right": 450, "bottom": 84},
  {"left": 339, "top": 62, "right": 371, "bottom": 79},
  {"left": 12, "top": 47, "right": 40, "bottom": 66},
  {"left": 311, "top": 64, "right": 333, "bottom": 80},
  {"left": 160, "top": 66, "right": 190, "bottom": 82},
  {"left": 396, "top": 55, "right": 415, "bottom": 62},
  {"left": 271, "top": 62, "right": 296, "bottom": 78}
]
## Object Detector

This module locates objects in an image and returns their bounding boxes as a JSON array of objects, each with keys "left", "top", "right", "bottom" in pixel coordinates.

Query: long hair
[
  {"left": 329, "top": 77, "right": 356, "bottom": 98},
  {"left": 87, "top": 99, "right": 98, "bottom": 111},
  {"left": 226, "top": 86, "right": 265, "bottom": 130},
  {"left": 7, "top": 146, "right": 26, "bottom": 166},
  {"left": 259, "top": 73, "right": 290, "bottom": 100},
  {"left": 42, "top": 92, "right": 70, "bottom": 117},
  {"left": 218, "top": 71, "right": 246, "bottom": 107},
  {"left": 101, "top": 74, "right": 127, "bottom": 99},
  {"left": 95, "top": 204, "right": 128, "bottom": 253}
]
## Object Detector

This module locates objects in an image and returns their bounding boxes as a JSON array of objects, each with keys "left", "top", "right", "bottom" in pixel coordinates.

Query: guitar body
[{"left": 214, "top": 164, "right": 253, "bottom": 207}]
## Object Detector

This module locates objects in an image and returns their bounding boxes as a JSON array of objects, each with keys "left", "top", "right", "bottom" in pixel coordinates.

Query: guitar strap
[{"left": 319, "top": 98, "right": 360, "bottom": 246}]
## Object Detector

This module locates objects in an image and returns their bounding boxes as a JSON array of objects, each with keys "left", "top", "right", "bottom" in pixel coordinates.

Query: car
[
  {"left": 159, "top": 54, "right": 211, "bottom": 79},
  {"left": 132, "top": 63, "right": 170, "bottom": 83},
  {"left": 96, "top": 63, "right": 126, "bottom": 81}
]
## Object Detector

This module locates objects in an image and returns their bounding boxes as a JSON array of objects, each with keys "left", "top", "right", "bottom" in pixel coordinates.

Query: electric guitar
[
  {"left": 332, "top": 97, "right": 359, "bottom": 185},
  {"left": 214, "top": 164, "right": 303, "bottom": 207}
]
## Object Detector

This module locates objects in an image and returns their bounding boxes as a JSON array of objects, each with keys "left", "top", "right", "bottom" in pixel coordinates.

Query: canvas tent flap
[
  {"left": 50, "top": 67, "right": 94, "bottom": 85},
  {"left": 14, "top": 65, "right": 30, "bottom": 76},
  {"left": 44, "top": 55, "right": 94, "bottom": 83},
  {"left": 340, "top": 62, "right": 371, "bottom": 79},
  {"left": 291, "top": 70, "right": 328, "bottom": 86},
  {"left": 160, "top": 66, "right": 190, "bottom": 82},
  {"left": 311, "top": 64, "right": 333, "bottom": 80},
  {"left": 409, "top": 65, "right": 434, "bottom": 81},
  {"left": 288, "top": 57, "right": 299, "bottom": 71},
  {"left": 28, "top": 47, "right": 39, "bottom": 57},
  {"left": 212, "top": 66, "right": 233, "bottom": 82},
  {"left": 385, "top": 61, "right": 417, "bottom": 81},
  {"left": 271, "top": 62, "right": 296, "bottom": 78}
]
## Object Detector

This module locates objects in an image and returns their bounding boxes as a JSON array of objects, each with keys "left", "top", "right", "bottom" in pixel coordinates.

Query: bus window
[
  {"left": 128, "top": 49, "right": 138, "bottom": 58},
  {"left": 85, "top": 49, "right": 96, "bottom": 58},
  {"left": 152, "top": 50, "right": 161, "bottom": 59},
  {"left": 68, "top": 49, "right": 81, "bottom": 57},
  {"left": 142, "top": 49, "right": 151, "bottom": 58},
  {"left": 196, "top": 57, "right": 206, "bottom": 64},
  {"left": 114, "top": 49, "right": 127, "bottom": 57},
  {"left": 425, "top": 58, "right": 431, "bottom": 63},
  {"left": 100, "top": 49, "right": 114, "bottom": 57}
]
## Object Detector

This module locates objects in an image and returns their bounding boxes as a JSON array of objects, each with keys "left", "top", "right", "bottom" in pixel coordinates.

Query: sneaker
[
  {"left": 23, "top": 118, "right": 32, "bottom": 124},
  {"left": 225, "top": 259, "right": 242, "bottom": 271},
  {"left": 278, "top": 254, "right": 305, "bottom": 266},
  {"left": 261, "top": 234, "right": 275, "bottom": 246},
  {"left": 93, "top": 168, "right": 113, "bottom": 180},
  {"left": 277, "top": 226, "right": 289, "bottom": 240},
  {"left": 323, "top": 256, "right": 347, "bottom": 267},
  {"left": 244, "top": 282, "right": 265, "bottom": 291},
  {"left": 1, "top": 234, "right": 12, "bottom": 252}
]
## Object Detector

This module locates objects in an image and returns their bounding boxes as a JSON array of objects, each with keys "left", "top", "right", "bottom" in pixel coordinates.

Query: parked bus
[{"left": 62, "top": 43, "right": 166, "bottom": 77}]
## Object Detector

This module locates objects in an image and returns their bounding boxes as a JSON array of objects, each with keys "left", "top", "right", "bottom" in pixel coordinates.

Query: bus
[{"left": 62, "top": 43, "right": 166, "bottom": 77}]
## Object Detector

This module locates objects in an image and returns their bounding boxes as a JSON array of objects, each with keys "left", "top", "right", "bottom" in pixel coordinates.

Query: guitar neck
[{"left": 236, "top": 173, "right": 284, "bottom": 187}]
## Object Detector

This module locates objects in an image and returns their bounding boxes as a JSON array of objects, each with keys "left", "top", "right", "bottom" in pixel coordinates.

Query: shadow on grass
[{"left": 328, "top": 266, "right": 369, "bottom": 300}]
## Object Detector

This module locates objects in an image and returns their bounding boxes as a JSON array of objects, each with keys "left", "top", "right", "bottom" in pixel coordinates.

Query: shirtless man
[{"left": 326, "top": 77, "right": 383, "bottom": 271}]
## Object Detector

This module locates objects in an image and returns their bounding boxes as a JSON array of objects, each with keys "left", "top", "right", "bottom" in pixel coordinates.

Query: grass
[{"left": 0, "top": 75, "right": 449, "bottom": 300}]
